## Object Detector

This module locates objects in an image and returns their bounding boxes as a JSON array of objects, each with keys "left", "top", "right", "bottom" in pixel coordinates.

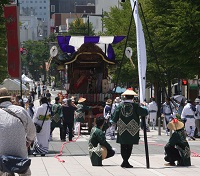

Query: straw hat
[
  {"left": 0, "top": 87, "right": 11, "bottom": 100},
  {"left": 106, "top": 99, "right": 112, "bottom": 105},
  {"left": 167, "top": 118, "right": 184, "bottom": 131},
  {"left": 78, "top": 97, "right": 86, "bottom": 103},
  {"left": 101, "top": 146, "right": 107, "bottom": 160},
  {"left": 115, "top": 97, "right": 121, "bottom": 103},
  {"left": 122, "top": 88, "right": 137, "bottom": 96}
]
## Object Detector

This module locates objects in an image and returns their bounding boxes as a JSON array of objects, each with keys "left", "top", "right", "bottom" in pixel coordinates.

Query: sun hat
[
  {"left": 106, "top": 99, "right": 112, "bottom": 105},
  {"left": 167, "top": 118, "right": 184, "bottom": 131},
  {"left": 115, "top": 97, "right": 121, "bottom": 103},
  {"left": 0, "top": 87, "right": 11, "bottom": 100},
  {"left": 78, "top": 97, "right": 86, "bottom": 103},
  {"left": 122, "top": 88, "right": 137, "bottom": 96}
]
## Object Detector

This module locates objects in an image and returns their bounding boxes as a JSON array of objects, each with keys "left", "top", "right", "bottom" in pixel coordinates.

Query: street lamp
[{"left": 81, "top": 9, "right": 104, "bottom": 35}]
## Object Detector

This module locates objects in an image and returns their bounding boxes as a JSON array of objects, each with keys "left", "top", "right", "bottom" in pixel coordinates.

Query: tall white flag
[{"left": 130, "top": 0, "right": 147, "bottom": 102}]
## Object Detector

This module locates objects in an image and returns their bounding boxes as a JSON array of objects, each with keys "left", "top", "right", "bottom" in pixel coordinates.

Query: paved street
[{"left": 29, "top": 87, "right": 200, "bottom": 176}]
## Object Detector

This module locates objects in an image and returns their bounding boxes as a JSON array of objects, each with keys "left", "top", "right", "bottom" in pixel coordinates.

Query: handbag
[
  {"left": 52, "top": 106, "right": 61, "bottom": 123},
  {"left": 34, "top": 105, "right": 49, "bottom": 133},
  {"left": 0, "top": 155, "right": 31, "bottom": 174}
]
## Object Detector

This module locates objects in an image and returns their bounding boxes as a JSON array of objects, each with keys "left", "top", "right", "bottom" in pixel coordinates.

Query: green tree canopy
[
  {"left": 68, "top": 18, "right": 95, "bottom": 36},
  {"left": 0, "top": 0, "right": 9, "bottom": 83}
]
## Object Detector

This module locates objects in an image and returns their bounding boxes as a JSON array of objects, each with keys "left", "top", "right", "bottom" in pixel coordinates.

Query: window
[
  {"left": 40, "top": 7, "right": 42, "bottom": 9},
  {"left": 44, "top": 0, "right": 46, "bottom": 2},
  {"left": 44, "top": 12, "right": 46, "bottom": 15},
  {"left": 44, "top": 7, "right": 46, "bottom": 9},
  {"left": 51, "top": 5, "right": 55, "bottom": 12}
]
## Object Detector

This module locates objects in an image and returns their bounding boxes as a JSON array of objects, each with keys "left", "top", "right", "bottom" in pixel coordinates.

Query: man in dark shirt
[{"left": 62, "top": 99, "right": 77, "bottom": 141}]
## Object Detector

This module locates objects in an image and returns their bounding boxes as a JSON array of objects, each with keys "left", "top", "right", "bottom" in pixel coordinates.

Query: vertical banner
[
  {"left": 4, "top": 5, "right": 21, "bottom": 79},
  {"left": 131, "top": 0, "right": 147, "bottom": 102}
]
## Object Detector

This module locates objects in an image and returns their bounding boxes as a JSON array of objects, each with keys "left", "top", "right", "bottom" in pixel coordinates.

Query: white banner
[{"left": 130, "top": 0, "right": 147, "bottom": 102}]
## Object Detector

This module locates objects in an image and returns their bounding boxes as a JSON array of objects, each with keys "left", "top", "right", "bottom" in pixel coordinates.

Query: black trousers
[
  {"left": 121, "top": 144, "right": 133, "bottom": 162},
  {"left": 164, "top": 145, "right": 181, "bottom": 164},
  {"left": 50, "top": 125, "right": 63, "bottom": 140},
  {"left": 62, "top": 121, "right": 74, "bottom": 141},
  {"left": 106, "top": 149, "right": 115, "bottom": 159}
]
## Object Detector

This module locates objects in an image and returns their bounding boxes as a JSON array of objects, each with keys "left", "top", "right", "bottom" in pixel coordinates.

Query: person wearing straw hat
[
  {"left": 112, "top": 88, "right": 148, "bottom": 168},
  {"left": 75, "top": 97, "right": 90, "bottom": 123},
  {"left": 88, "top": 116, "right": 115, "bottom": 166},
  {"left": 0, "top": 87, "right": 36, "bottom": 176},
  {"left": 164, "top": 118, "right": 191, "bottom": 166}
]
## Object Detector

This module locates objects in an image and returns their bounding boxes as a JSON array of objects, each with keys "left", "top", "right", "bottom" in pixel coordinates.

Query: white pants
[{"left": 185, "top": 118, "right": 195, "bottom": 137}]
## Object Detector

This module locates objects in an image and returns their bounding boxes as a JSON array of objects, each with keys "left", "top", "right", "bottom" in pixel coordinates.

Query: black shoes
[
  {"left": 33, "top": 152, "right": 46, "bottom": 157},
  {"left": 121, "top": 161, "right": 133, "bottom": 168}
]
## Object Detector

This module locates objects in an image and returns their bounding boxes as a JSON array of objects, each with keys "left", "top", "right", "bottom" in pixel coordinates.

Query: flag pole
[{"left": 131, "top": 0, "right": 149, "bottom": 168}]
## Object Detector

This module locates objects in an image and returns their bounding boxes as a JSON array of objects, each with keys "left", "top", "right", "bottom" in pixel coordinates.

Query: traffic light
[{"left": 182, "top": 79, "right": 188, "bottom": 86}]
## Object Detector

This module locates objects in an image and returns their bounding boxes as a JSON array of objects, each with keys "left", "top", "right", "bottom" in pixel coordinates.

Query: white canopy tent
[
  {"left": 0, "top": 79, "right": 28, "bottom": 91},
  {"left": 21, "top": 74, "right": 33, "bottom": 83}
]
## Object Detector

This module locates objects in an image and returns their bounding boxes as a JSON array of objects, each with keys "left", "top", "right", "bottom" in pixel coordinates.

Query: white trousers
[{"left": 185, "top": 118, "right": 195, "bottom": 137}]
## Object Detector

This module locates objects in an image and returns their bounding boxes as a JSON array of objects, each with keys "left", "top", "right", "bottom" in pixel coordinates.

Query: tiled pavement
[{"left": 29, "top": 89, "right": 200, "bottom": 176}]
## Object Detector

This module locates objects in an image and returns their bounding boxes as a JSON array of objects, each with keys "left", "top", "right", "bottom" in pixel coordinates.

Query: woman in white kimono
[{"left": 33, "top": 97, "right": 51, "bottom": 156}]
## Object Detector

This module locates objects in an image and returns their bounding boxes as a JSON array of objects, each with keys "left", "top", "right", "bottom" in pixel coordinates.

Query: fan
[{"left": 50, "top": 46, "right": 58, "bottom": 57}]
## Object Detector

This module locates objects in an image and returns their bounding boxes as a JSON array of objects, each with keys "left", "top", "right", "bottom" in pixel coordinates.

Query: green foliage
[
  {"left": 68, "top": 18, "right": 95, "bottom": 36},
  {"left": 103, "top": 0, "right": 200, "bottom": 88},
  {"left": 0, "top": 0, "right": 10, "bottom": 83},
  {"left": 21, "top": 40, "right": 50, "bottom": 80},
  {"left": 103, "top": 1, "right": 138, "bottom": 85}
]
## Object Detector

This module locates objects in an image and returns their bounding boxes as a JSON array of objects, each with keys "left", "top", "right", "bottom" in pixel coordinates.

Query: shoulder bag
[
  {"left": 0, "top": 108, "right": 31, "bottom": 174},
  {"left": 34, "top": 105, "right": 49, "bottom": 133}
]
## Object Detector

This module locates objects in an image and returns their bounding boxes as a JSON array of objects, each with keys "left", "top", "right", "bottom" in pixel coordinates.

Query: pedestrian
[
  {"left": 181, "top": 99, "right": 196, "bottom": 140},
  {"left": 51, "top": 81, "right": 55, "bottom": 91},
  {"left": 0, "top": 87, "right": 36, "bottom": 176},
  {"left": 37, "top": 83, "right": 41, "bottom": 99},
  {"left": 42, "top": 84, "right": 47, "bottom": 97},
  {"left": 194, "top": 98, "right": 200, "bottom": 137},
  {"left": 33, "top": 97, "right": 51, "bottom": 156},
  {"left": 14, "top": 95, "right": 25, "bottom": 108},
  {"left": 27, "top": 99, "right": 35, "bottom": 119},
  {"left": 103, "top": 99, "right": 112, "bottom": 138},
  {"left": 88, "top": 116, "right": 115, "bottom": 166},
  {"left": 50, "top": 97, "right": 63, "bottom": 141},
  {"left": 46, "top": 90, "right": 51, "bottom": 99},
  {"left": 161, "top": 97, "right": 176, "bottom": 136},
  {"left": 164, "top": 118, "right": 191, "bottom": 166},
  {"left": 112, "top": 88, "right": 148, "bottom": 168},
  {"left": 30, "top": 88, "right": 35, "bottom": 101},
  {"left": 61, "top": 99, "right": 77, "bottom": 141},
  {"left": 107, "top": 97, "right": 121, "bottom": 140},
  {"left": 75, "top": 97, "right": 90, "bottom": 124},
  {"left": 148, "top": 97, "right": 158, "bottom": 130}
]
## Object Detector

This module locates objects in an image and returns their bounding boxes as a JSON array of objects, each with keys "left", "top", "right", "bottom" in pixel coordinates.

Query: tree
[
  {"left": 103, "top": 0, "right": 200, "bottom": 94},
  {"left": 21, "top": 40, "right": 49, "bottom": 81},
  {"left": 103, "top": 1, "right": 138, "bottom": 87},
  {"left": 0, "top": 0, "right": 10, "bottom": 83},
  {"left": 68, "top": 18, "right": 95, "bottom": 36}
]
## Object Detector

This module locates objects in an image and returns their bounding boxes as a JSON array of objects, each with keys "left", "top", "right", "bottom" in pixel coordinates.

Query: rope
[{"left": 54, "top": 122, "right": 81, "bottom": 162}]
